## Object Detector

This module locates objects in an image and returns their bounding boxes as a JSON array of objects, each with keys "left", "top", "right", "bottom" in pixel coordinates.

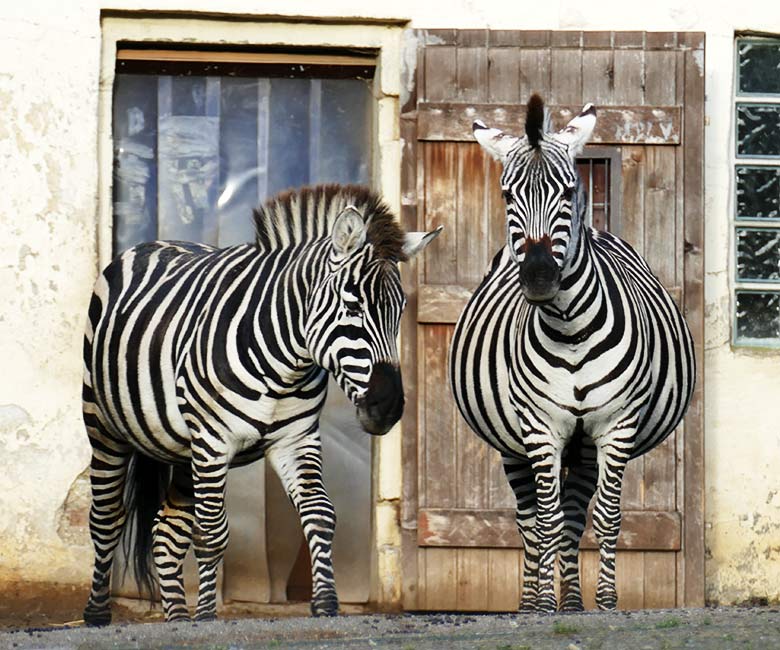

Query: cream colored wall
[{"left": 1, "top": 0, "right": 778, "bottom": 606}]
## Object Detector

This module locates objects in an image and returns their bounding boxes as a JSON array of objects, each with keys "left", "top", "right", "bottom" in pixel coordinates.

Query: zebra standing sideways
[
  {"left": 82, "top": 184, "right": 442, "bottom": 624},
  {"left": 450, "top": 96, "right": 695, "bottom": 612}
]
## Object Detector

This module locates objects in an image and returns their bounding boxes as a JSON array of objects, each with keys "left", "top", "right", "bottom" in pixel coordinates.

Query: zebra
[
  {"left": 82, "top": 184, "right": 442, "bottom": 625},
  {"left": 449, "top": 95, "right": 695, "bottom": 613}
]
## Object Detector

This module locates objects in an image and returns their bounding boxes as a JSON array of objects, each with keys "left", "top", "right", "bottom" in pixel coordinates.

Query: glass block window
[{"left": 733, "top": 37, "right": 780, "bottom": 347}]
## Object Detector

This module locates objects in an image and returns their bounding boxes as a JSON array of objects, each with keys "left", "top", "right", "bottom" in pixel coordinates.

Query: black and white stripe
[
  {"left": 82, "top": 184, "right": 441, "bottom": 624},
  {"left": 450, "top": 96, "right": 695, "bottom": 612}
]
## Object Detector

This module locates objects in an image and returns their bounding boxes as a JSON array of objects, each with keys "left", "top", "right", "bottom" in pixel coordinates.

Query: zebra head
[
  {"left": 307, "top": 203, "right": 442, "bottom": 435},
  {"left": 473, "top": 95, "right": 596, "bottom": 304}
]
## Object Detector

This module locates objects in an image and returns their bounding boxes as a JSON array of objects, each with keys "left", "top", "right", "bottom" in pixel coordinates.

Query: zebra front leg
[
  {"left": 153, "top": 466, "right": 195, "bottom": 622},
  {"left": 83, "top": 430, "right": 131, "bottom": 626},
  {"left": 592, "top": 440, "right": 630, "bottom": 610},
  {"left": 558, "top": 461, "right": 598, "bottom": 612},
  {"left": 191, "top": 438, "right": 231, "bottom": 622},
  {"left": 268, "top": 431, "right": 338, "bottom": 616},
  {"left": 502, "top": 456, "right": 539, "bottom": 612},
  {"left": 529, "top": 444, "right": 565, "bottom": 613}
]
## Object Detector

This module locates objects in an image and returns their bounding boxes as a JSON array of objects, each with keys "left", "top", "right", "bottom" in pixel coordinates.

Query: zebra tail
[{"left": 121, "top": 451, "right": 171, "bottom": 601}]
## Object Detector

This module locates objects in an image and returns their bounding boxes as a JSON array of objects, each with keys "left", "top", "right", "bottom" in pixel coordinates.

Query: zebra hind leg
[
  {"left": 153, "top": 466, "right": 195, "bottom": 622},
  {"left": 190, "top": 434, "right": 231, "bottom": 622},
  {"left": 502, "top": 457, "right": 539, "bottom": 612},
  {"left": 269, "top": 430, "right": 338, "bottom": 617},
  {"left": 83, "top": 422, "right": 132, "bottom": 626},
  {"left": 592, "top": 439, "right": 631, "bottom": 611},
  {"left": 558, "top": 460, "right": 598, "bottom": 612}
]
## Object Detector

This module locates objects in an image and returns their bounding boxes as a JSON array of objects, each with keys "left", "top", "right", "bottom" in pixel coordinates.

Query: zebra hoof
[
  {"left": 534, "top": 597, "right": 558, "bottom": 614},
  {"left": 559, "top": 598, "right": 585, "bottom": 613},
  {"left": 83, "top": 608, "right": 111, "bottom": 627},
  {"left": 194, "top": 612, "right": 218, "bottom": 622},
  {"left": 311, "top": 596, "right": 339, "bottom": 617}
]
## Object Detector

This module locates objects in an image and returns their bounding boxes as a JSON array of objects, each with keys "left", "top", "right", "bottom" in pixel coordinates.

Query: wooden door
[{"left": 400, "top": 30, "right": 704, "bottom": 611}]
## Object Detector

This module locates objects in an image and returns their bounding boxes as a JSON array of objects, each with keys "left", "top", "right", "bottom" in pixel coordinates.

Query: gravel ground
[{"left": 1, "top": 607, "right": 779, "bottom": 650}]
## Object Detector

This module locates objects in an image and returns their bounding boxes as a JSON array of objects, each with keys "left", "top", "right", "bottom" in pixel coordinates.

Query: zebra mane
[
  {"left": 253, "top": 184, "right": 407, "bottom": 261},
  {"left": 525, "top": 94, "right": 546, "bottom": 149}
]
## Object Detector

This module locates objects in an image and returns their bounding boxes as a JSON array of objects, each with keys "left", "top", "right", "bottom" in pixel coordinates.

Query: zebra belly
[{"left": 450, "top": 249, "right": 529, "bottom": 458}]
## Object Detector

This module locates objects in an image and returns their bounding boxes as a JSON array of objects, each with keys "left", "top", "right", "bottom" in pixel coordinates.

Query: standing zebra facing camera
[
  {"left": 82, "top": 184, "right": 442, "bottom": 625},
  {"left": 449, "top": 95, "right": 695, "bottom": 612}
]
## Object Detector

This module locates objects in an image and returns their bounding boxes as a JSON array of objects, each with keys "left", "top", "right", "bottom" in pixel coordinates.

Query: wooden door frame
[{"left": 399, "top": 29, "right": 705, "bottom": 609}]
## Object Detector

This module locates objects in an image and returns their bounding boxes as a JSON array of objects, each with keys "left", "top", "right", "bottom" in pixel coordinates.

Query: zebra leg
[
  {"left": 592, "top": 441, "right": 630, "bottom": 610},
  {"left": 153, "top": 466, "right": 195, "bottom": 622},
  {"left": 83, "top": 424, "right": 132, "bottom": 626},
  {"left": 558, "top": 461, "right": 598, "bottom": 612},
  {"left": 502, "top": 456, "right": 539, "bottom": 612},
  {"left": 529, "top": 445, "right": 565, "bottom": 613},
  {"left": 268, "top": 430, "right": 339, "bottom": 617},
  {"left": 191, "top": 438, "right": 231, "bottom": 622}
]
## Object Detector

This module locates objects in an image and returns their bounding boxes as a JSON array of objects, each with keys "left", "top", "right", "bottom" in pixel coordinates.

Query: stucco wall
[{"left": 1, "top": 0, "right": 779, "bottom": 606}]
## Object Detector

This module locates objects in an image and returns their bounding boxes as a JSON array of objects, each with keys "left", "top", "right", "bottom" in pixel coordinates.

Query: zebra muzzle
[
  {"left": 355, "top": 362, "right": 404, "bottom": 436},
  {"left": 519, "top": 239, "right": 561, "bottom": 303}
]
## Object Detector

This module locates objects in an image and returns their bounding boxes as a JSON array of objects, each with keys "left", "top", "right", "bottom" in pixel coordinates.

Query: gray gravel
[{"left": 1, "top": 607, "right": 779, "bottom": 650}]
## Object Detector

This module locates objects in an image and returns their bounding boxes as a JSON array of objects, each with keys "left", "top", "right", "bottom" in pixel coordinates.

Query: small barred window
[{"left": 733, "top": 36, "right": 780, "bottom": 347}]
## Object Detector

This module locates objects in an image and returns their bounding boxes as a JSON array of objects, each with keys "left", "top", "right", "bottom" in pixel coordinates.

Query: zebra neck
[
  {"left": 247, "top": 243, "right": 327, "bottom": 391},
  {"left": 537, "top": 229, "right": 605, "bottom": 337}
]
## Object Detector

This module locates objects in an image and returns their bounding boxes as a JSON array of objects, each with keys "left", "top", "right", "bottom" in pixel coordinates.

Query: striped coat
[
  {"left": 82, "top": 185, "right": 441, "bottom": 624},
  {"left": 450, "top": 96, "right": 695, "bottom": 612}
]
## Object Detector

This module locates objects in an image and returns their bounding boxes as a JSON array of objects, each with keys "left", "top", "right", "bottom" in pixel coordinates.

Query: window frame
[
  {"left": 577, "top": 145, "right": 623, "bottom": 238},
  {"left": 732, "top": 34, "right": 780, "bottom": 348}
]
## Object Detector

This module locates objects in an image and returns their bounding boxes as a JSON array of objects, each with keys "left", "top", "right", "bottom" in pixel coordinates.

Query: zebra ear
[
  {"left": 331, "top": 205, "right": 367, "bottom": 257},
  {"left": 472, "top": 121, "right": 520, "bottom": 162},
  {"left": 402, "top": 225, "right": 444, "bottom": 260},
  {"left": 554, "top": 103, "right": 597, "bottom": 158}
]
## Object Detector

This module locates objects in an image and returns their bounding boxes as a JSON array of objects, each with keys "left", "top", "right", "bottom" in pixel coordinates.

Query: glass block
[
  {"left": 736, "top": 166, "right": 780, "bottom": 219},
  {"left": 736, "top": 228, "right": 780, "bottom": 281},
  {"left": 738, "top": 39, "right": 780, "bottom": 95},
  {"left": 735, "top": 291, "right": 780, "bottom": 342},
  {"left": 736, "top": 104, "right": 780, "bottom": 157}
]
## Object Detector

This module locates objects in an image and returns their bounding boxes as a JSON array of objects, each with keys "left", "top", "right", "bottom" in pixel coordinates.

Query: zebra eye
[
  {"left": 344, "top": 299, "right": 361, "bottom": 317},
  {"left": 563, "top": 186, "right": 575, "bottom": 201},
  {"left": 502, "top": 190, "right": 512, "bottom": 204}
]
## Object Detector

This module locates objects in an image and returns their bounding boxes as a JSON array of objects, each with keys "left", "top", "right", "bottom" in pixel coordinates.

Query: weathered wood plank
[
  {"left": 423, "top": 142, "right": 458, "bottom": 283},
  {"left": 417, "top": 283, "right": 681, "bottom": 324},
  {"left": 457, "top": 144, "right": 489, "bottom": 285},
  {"left": 456, "top": 549, "right": 490, "bottom": 609},
  {"left": 456, "top": 47, "right": 488, "bottom": 103},
  {"left": 682, "top": 41, "right": 706, "bottom": 609},
  {"left": 644, "top": 50, "right": 677, "bottom": 106},
  {"left": 519, "top": 49, "right": 551, "bottom": 99},
  {"left": 418, "top": 509, "right": 681, "bottom": 550},
  {"left": 417, "top": 284, "right": 475, "bottom": 323},
  {"left": 614, "top": 49, "right": 645, "bottom": 105},
  {"left": 487, "top": 549, "right": 521, "bottom": 610},
  {"left": 616, "top": 551, "right": 645, "bottom": 610},
  {"left": 620, "top": 145, "right": 645, "bottom": 252},
  {"left": 421, "top": 326, "right": 458, "bottom": 509},
  {"left": 550, "top": 48, "right": 583, "bottom": 105},
  {"left": 487, "top": 47, "right": 521, "bottom": 104},
  {"left": 644, "top": 551, "right": 678, "bottom": 608},
  {"left": 420, "top": 547, "right": 458, "bottom": 609},
  {"left": 424, "top": 46, "right": 456, "bottom": 102},
  {"left": 582, "top": 49, "right": 614, "bottom": 106},
  {"left": 645, "top": 145, "right": 677, "bottom": 288},
  {"left": 417, "top": 103, "right": 681, "bottom": 144},
  {"left": 644, "top": 432, "right": 678, "bottom": 511}
]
